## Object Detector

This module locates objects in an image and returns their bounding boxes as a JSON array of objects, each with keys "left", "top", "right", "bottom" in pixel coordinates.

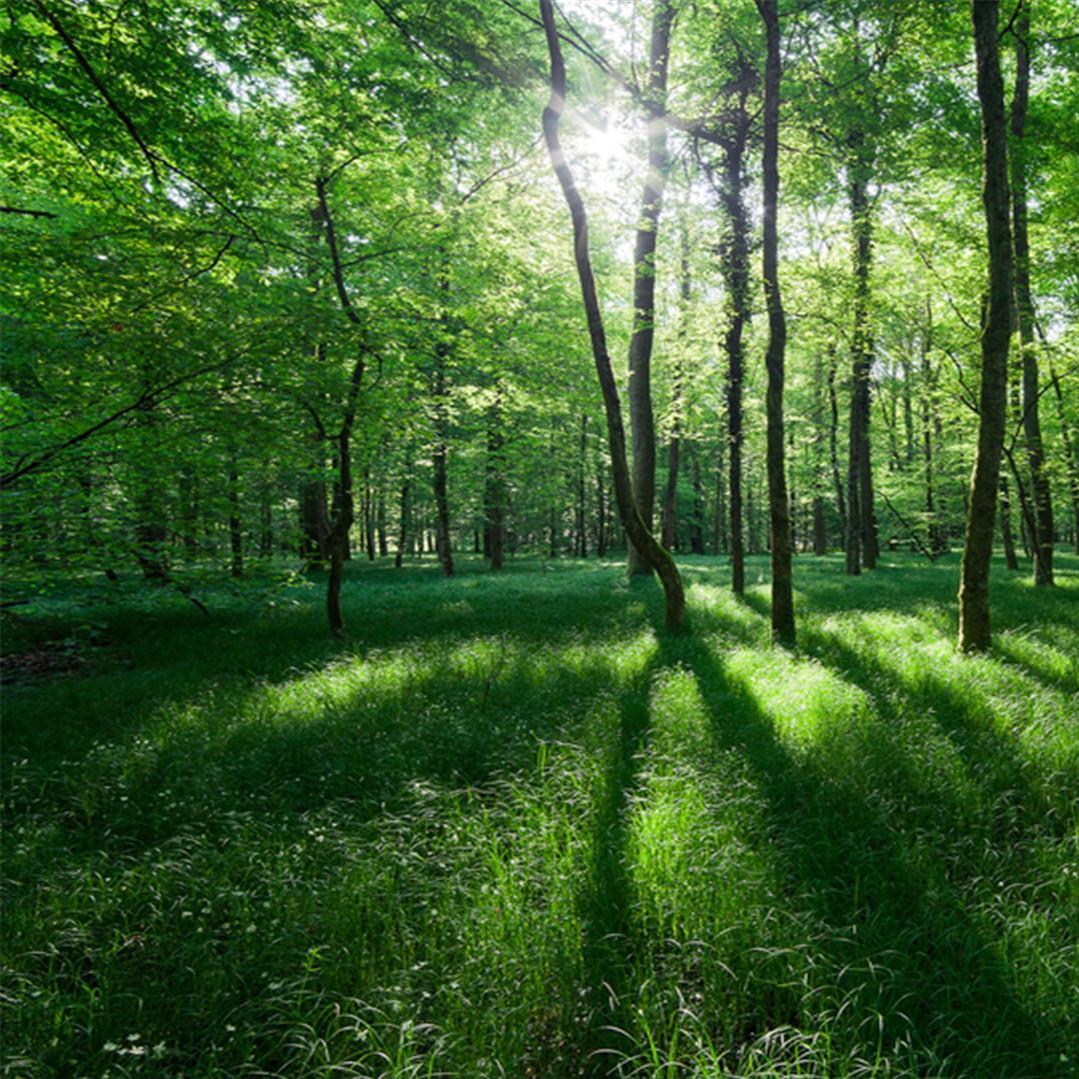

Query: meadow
[{"left": 3, "top": 553, "right": 1077, "bottom": 1077}]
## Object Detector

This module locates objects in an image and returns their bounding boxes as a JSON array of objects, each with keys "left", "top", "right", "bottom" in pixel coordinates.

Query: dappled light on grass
[{"left": 3, "top": 554, "right": 1077, "bottom": 1076}]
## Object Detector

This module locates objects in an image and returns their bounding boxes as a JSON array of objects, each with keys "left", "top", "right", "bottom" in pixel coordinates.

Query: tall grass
[{"left": 3, "top": 553, "right": 1076, "bottom": 1076}]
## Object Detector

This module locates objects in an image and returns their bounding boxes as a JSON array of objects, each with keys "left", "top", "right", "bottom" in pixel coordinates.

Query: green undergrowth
[{"left": 3, "top": 553, "right": 1077, "bottom": 1077}]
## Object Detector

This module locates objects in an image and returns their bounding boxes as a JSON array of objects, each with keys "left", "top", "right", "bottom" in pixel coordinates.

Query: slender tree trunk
[
  {"left": 395, "top": 470, "right": 410, "bottom": 569},
  {"left": 363, "top": 467, "right": 376, "bottom": 562},
  {"left": 259, "top": 468, "right": 273, "bottom": 558},
  {"left": 714, "top": 441, "right": 726, "bottom": 554},
  {"left": 827, "top": 344, "right": 847, "bottom": 550},
  {"left": 707, "top": 85, "right": 754, "bottom": 593},
  {"left": 921, "top": 316, "right": 943, "bottom": 554},
  {"left": 1000, "top": 474, "right": 1019, "bottom": 569},
  {"left": 540, "top": 0, "right": 684, "bottom": 627},
  {"left": 485, "top": 389, "right": 506, "bottom": 570},
  {"left": 1010, "top": 7, "right": 1054, "bottom": 585},
  {"left": 758, "top": 0, "right": 795, "bottom": 644},
  {"left": 228, "top": 448, "right": 243, "bottom": 577},
  {"left": 576, "top": 413, "right": 588, "bottom": 556},
  {"left": 902, "top": 356, "right": 915, "bottom": 466},
  {"left": 788, "top": 426, "right": 798, "bottom": 553},
  {"left": 432, "top": 327, "right": 454, "bottom": 577},
  {"left": 314, "top": 174, "right": 369, "bottom": 635},
  {"left": 1047, "top": 356, "right": 1079, "bottom": 552},
  {"left": 134, "top": 397, "right": 168, "bottom": 581},
  {"left": 626, "top": 0, "right": 674, "bottom": 576},
  {"left": 662, "top": 219, "right": 691, "bottom": 551},
  {"left": 959, "top": 0, "right": 1014, "bottom": 652},
  {"left": 689, "top": 445, "right": 705, "bottom": 554},
  {"left": 596, "top": 464, "right": 607, "bottom": 557},
  {"left": 847, "top": 143, "right": 878, "bottom": 571},
  {"left": 812, "top": 350, "right": 827, "bottom": 554},
  {"left": 179, "top": 469, "right": 199, "bottom": 556}
]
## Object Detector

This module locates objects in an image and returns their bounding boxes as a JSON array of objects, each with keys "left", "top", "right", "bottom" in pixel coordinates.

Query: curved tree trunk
[
  {"left": 626, "top": 0, "right": 674, "bottom": 576},
  {"left": 959, "top": 0, "right": 1014, "bottom": 653},
  {"left": 540, "top": 0, "right": 684, "bottom": 629}
]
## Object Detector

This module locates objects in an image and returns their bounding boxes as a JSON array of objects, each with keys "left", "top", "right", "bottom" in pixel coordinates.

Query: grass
[{"left": 2, "top": 551, "right": 1077, "bottom": 1077}]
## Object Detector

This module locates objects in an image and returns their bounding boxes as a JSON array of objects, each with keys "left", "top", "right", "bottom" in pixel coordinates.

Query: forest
[{"left": 2, "top": 0, "right": 1078, "bottom": 1075}]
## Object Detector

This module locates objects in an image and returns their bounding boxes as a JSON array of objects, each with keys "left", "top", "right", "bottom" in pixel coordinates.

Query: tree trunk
[
  {"left": 134, "top": 397, "right": 168, "bottom": 581},
  {"left": 1047, "top": 356, "right": 1079, "bottom": 553},
  {"left": 812, "top": 349, "right": 827, "bottom": 555},
  {"left": 1010, "top": 7, "right": 1054, "bottom": 585},
  {"left": 689, "top": 445, "right": 705, "bottom": 554},
  {"left": 596, "top": 465, "right": 607, "bottom": 557},
  {"left": 576, "top": 413, "right": 588, "bottom": 556},
  {"left": 921, "top": 312, "right": 943, "bottom": 554},
  {"left": 758, "top": 0, "right": 795, "bottom": 645},
  {"left": 540, "top": 0, "right": 684, "bottom": 628},
  {"left": 259, "top": 469, "right": 273, "bottom": 558},
  {"left": 827, "top": 344, "right": 847, "bottom": 550},
  {"left": 228, "top": 449, "right": 243, "bottom": 578},
  {"left": 1000, "top": 474, "right": 1019, "bottom": 570},
  {"left": 314, "top": 174, "right": 369, "bottom": 635},
  {"left": 485, "top": 390, "right": 506, "bottom": 570},
  {"left": 707, "top": 80, "right": 754, "bottom": 593},
  {"left": 179, "top": 469, "right": 199, "bottom": 556},
  {"left": 626, "top": 0, "right": 674, "bottom": 577},
  {"left": 662, "top": 219, "right": 691, "bottom": 551},
  {"left": 432, "top": 347, "right": 454, "bottom": 578},
  {"left": 959, "top": 0, "right": 1014, "bottom": 653},
  {"left": 395, "top": 470, "right": 410, "bottom": 568},
  {"left": 847, "top": 138, "right": 878, "bottom": 571},
  {"left": 714, "top": 441, "right": 726, "bottom": 554}
]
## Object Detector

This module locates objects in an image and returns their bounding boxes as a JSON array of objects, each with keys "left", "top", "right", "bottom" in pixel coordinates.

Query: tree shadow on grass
[
  {"left": 569, "top": 646, "right": 665, "bottom": 1078},
  {"left": 799, "top": 622, "right": 1077, "bottom": 838},
  {"left": 671, "top": 631, "right": 1067, "bottom": 1077}
]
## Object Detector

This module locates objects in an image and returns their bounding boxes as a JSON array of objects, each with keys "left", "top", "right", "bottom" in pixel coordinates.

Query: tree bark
[
  {"left": 572, "top": 413, "right": 585, "bottom": 556},
  {"left": 662, "top": 223, "right": 690, "bottom": 550},
  {"left": 1000, "top": 474, "right": 1019, "bottom": 570},
  {"left": 1010, "top": 6, "right": 1054, "bottom": 585},
  {"left": 847, "top": 136, "right": 878, "bottom": 571},
  {"left": 228, "top": 448, "right": 243, "bottom": 577},
  {"left": 689, "top": 444, "right": 705, "bottom": 554},
  {"left": 485, "top": 387, "right": 506, "bottom": 570},
  {"left": 395, "top": 466, "right": 411, "bottom": 569},
  {"left": 626, "top": 0, "right": 674, "bottom": 576},
  {"left": 705, "top": 78, "right": 754, "bottom": 593},
  {"left": 314, "top": 175, "right": 368, "bottom": 635},
  {"left": 1047, "top": 356, "right": 1079, "bottom": 552},
  {"left": 432, "top": 260, "right": 455, "bottom": 578},
  {"left": 540, "top": 0, "right": 684, "bottom": 628},
  {"left": 812, "top": 349, "right": 827, "bottom": 555},
  {"left": 827, "top": 344, "right": 847, "bottom": 550},
  {"left": 757, "top": 0, "right": 795, "bottom": 645},
  {"left": 959, "top": 0, "right": 1014, "bottom": 652}
]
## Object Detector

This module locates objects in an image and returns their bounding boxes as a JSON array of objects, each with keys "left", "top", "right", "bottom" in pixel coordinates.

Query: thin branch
[
  {"left": 31, "top": 0, "right": 160, "bottom": 181},
  {"left": 1, "top": 347, "right": 256, "bottom": 488},
  {"left": 0, "top": 205, "right": 58, "bottom": 219},
  {"left": 127, "top": 234, "right": 234, "bottom": 315}
]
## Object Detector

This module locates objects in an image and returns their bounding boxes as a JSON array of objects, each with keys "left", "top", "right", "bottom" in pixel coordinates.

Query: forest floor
[{"left": 2, "top": 552, "right": 1078, "bottom": 1078}]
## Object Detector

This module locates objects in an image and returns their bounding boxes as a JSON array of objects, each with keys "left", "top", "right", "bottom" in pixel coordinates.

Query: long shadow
[
  {"left": 570, "top": 646, "right": 666, "bottom": 1078},
  {"left": 800, "top": 622, "right": 1077, "bottom": 840},
  {"left": 675, "top": 632, "right": 1066, "bottom": 1077}
]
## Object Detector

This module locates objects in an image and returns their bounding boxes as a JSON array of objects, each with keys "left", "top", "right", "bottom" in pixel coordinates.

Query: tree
[
  {"left": 958, "top": 0, "right": 1014, "bottom": 653},
  {"left": 756, "top": 0, "right": 795, "bottom": 645},
  {"left": 1010, "top": 4, "right": 1054, "bottom": 587},
  {"left": 539, "top": 0, "right": 685, "bottom": 630}
]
